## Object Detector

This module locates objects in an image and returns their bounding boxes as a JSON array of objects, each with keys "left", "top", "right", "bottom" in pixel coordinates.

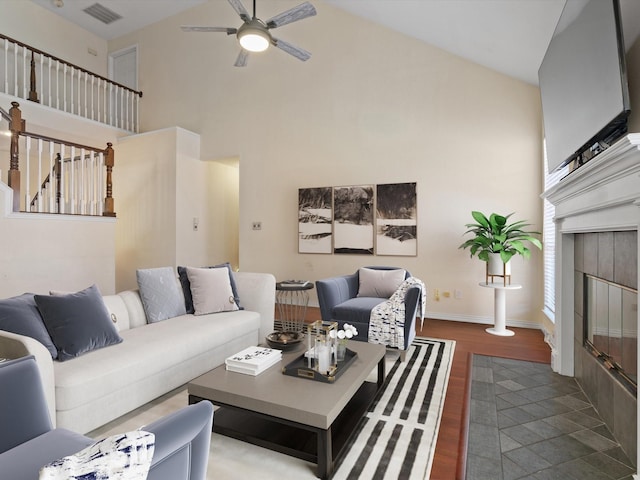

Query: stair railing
[
  {"left": 2, "top": 101, "right": 115, "bottom": 217},
  {"left": 1, "top": 33, "right": 142, "bottom": 133}
]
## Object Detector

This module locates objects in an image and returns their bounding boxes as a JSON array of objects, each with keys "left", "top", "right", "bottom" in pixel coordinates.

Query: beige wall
[
  {"left": 115, "top": 127, "right": 239, "bottom": 291},
  {"left": 109, "top": 0, "right": 544, "bottom": 326},
  {"left": 0, "top": 183, "right": 115, "bottom": 297}
]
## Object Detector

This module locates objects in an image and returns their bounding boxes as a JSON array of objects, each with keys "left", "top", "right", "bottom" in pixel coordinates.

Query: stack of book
[{"left": 225, "top": 346, "right": 282, "bottom": 376}]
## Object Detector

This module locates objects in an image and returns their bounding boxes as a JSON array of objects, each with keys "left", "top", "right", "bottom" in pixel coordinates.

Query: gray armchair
[
  {"left": 0, "top": 356, "right": 213, "bottom": 480},
  {"left": 315, "top": 266, "right": 422, "bottom": 352}
]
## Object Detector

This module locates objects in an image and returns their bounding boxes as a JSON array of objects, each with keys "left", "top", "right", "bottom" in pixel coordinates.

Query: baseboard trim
[
  {"left": 424, "top": 311, "right": 541, "bottom": 330},
  {"left": 306, "top": 303, "right": 541, "bottom": 330}
]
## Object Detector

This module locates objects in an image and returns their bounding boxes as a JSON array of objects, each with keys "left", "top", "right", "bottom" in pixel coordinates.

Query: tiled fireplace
[{"left": 545, "top": 133, "right": 640, "bottom": 469}]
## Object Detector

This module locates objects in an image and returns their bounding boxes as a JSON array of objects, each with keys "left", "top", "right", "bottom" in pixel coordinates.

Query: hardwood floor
[
  {"left": 305, "top": 308, "right": 552, "bottom": 480},
  {"left": 419, "top": 318, "right": 551, "bottom": 480}
]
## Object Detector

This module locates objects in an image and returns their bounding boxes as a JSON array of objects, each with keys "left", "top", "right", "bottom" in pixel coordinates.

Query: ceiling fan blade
[
  {"left": 266, "top": 2, "right": 316, "bottom": 29},
  {"left": 273, "top": 38, "right": 311, "bottom": 61},
  {"left": 181, "top": 26, "right": 237, "bottom": 34},
  {"left": 227, "top": 0, "right": 251, "bottom": 22},
  {"left": 234, "top": 49, "right": 250, "bottom": 67}
]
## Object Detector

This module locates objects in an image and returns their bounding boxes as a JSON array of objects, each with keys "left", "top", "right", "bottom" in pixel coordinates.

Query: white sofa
[{"left": 0, "top": 271, "right": 275, "bottom": 434}]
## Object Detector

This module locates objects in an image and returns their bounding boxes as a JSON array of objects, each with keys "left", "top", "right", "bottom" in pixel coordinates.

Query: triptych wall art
[{"left": 298, "top": 182, "right": 417, "bottom": 256}]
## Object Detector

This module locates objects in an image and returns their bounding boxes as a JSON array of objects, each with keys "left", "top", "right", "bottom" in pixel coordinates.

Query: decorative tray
[{"left": 282, "top": 348, "right": 358, "bottom": 383}]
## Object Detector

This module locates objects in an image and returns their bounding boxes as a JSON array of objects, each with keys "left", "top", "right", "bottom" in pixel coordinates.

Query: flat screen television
[{"left": 539, "top": 0, "right": 631, "bottom": 174}]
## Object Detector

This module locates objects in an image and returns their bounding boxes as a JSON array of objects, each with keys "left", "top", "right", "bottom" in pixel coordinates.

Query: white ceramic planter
[{"left": 487, "top": 253, "right": 511, "bottom": 276}]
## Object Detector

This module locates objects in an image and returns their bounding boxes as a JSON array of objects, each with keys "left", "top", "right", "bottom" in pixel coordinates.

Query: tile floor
[{"left": 466, "top": 355, "right": 636, "bottom": 480}]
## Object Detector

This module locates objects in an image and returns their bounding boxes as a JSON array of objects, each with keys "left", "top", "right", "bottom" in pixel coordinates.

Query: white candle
[{"left": 317, "top": 343, "right": 331, "bottom": 374}]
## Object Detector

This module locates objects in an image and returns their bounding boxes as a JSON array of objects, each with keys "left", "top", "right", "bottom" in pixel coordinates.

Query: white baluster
[
  {"left": 115, "top": 86, "right": 119, "bottom": 128},
  {"left": 59, "top": 144, "right": 65, "bottom": 214},
  {"left": 91, "top": 76, "right": 95, "bottom": 120},
  {"left": 63, "top": 64, "right": 67, "bottom": 112},
  {"left": 103, "top": 79, "right": 107, "bottom": 124},
  {"left": 135, "top": 93, "right": 140, "bottom": 133},
  {"left": 49, "top": 142, "right": 55, "bottom": 212},
  {"left": 70, "top": 146, "right": 75, "bottom": 214},
  {"left": 80, "top": 148, "right": 86, "bottom": 215},
  {"left": 13, "top": 41, "right": 18, "bottom": 97},
  {"left": 4, "top": 40, "right": 8, "bottom": 94},
  {"left": 84, "top": 71, "right": 88, "bottom": 120},
  {"left": 37, "top": 138, "right": 43, "bottom": 212},
  {"left": 48, "top": 56, "right": 52, "bottom": 107},
  {"left": 70, "top": 66, "right": 74, "bottom": 114},
  {"left": 55, "top": 60, "right": 60, "bottom": 109},
  {"left": 98, "top": 152, "right": 104, "bottom": 214},
  {"left": 125, "top": 90, "right": 130, "bottom": 131},
  {"left": 77, "top": 69, "right": 81, "bottom": 118},
  {"left": 25, "top": 136, "right": 31, "bottom": 211},
  {"left": 22, "top": 45, "right": 27, "bottom": 99},
  {"left": 109, "top": 83, "right": 114, "bottom": 127}
]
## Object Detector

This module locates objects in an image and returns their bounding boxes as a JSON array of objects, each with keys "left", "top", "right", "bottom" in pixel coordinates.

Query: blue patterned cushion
[
  {"left": 39, "top": 430, "right": 155, "bottom": 480},
  {"left": 136, "top": 267, "right": 187, "bottom": 323}
]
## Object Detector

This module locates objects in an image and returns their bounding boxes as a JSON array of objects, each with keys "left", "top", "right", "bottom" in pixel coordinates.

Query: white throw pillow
[
  {"left": 357, "top": 267, "right": 406, "bottom": 298},
  {"left": 187, "top": 266, "right": 240, "bottom": 315},
  {"left": 39, "top": 431, "right": 155, "bottom": 480}
]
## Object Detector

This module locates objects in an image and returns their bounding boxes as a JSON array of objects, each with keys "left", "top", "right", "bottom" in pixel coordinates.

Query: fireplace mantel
[
  {"left": 545, "top": 133, "right": 640, "bottom": 375},
  {"left": 547, "top": 133, "right": 640, "bottom": 233}
]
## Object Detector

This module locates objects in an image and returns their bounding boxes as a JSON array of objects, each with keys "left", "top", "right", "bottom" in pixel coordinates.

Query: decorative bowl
[{"left": 266, "top": 331, "right": 304, "bottom": 350}]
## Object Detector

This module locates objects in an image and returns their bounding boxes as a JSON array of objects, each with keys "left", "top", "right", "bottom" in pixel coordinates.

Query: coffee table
[{"left": 188, "top": 341, "right": 386, "bottom": 479}]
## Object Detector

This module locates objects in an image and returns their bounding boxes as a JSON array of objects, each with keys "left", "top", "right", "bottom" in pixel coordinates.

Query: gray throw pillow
[
  {"left": 177, "top": 263, "right": 243, "bottom": 313},
  {"left": 357, "top": 267, "right": 406, "bottom": 298},
  {"left": 34, "top": 285, "right": 122, "bottom": 362},
  {"left": 0, "top": 293, "right": 58, "bottom": 359},
  {"left": 136, "top": 267, "right": 186, "bottom": 323}
]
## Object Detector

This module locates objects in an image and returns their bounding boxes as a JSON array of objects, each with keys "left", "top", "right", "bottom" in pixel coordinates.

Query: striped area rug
[{"left": 333, "top": 337, "right": 455, "bottom": 480}]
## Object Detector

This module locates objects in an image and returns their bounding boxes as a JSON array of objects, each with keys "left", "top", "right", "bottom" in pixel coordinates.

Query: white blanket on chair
[{"left": 368, "top": 277, "right": 426, "bottom": 350}]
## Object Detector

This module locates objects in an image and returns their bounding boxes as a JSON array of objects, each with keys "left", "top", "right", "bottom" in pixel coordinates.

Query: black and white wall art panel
[
  {"left": 376, "top": 182, "right": 417, "bottom": 256},
  {"left": 298, "top": 187, "right": 333, "bottom": 254},
  {"left": 333, "top": 185, "right": 374, "bottom": 255}
]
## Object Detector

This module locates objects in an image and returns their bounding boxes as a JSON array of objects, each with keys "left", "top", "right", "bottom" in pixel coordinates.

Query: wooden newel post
[
  {"left": 29, "top": 50, "right": 39, "bottom": 103},
  {"left": 8, "top": 102, "right": 25, "bottom": 212},
  {"left": 103, "top": 142, "right": 116, "bottom": 217}
]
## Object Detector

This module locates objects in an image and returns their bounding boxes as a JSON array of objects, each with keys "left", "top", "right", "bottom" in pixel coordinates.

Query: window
[{"left": 543, "top": 144, "right": 569, "bottom": 322}]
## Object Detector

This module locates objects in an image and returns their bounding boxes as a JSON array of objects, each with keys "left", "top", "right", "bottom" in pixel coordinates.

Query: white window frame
[{"left": 542, "top": 142, "right": 569, "bottom": 323}]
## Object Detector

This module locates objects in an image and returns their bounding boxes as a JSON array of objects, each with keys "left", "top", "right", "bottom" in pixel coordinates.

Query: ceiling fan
[{"left": 181, "top": 0, "right": 317, "bottom": 67}]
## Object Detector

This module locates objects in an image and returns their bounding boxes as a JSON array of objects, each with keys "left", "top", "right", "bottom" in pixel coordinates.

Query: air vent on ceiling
[{"left": 83, "top": 3, "right": 122, "bottom": 25}]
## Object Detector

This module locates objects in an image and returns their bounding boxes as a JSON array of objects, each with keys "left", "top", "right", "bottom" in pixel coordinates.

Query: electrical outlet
[
  {"left": 454, "top": 289, "right": 463, "bottom": 299},
  {"left": 252, "top": 221, "right": 262, "bottom": 230}
]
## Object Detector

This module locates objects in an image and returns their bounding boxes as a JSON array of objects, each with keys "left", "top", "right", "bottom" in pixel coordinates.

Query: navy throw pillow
[
  {"left": 35, "top": 285, "right": 122, "bottom": 361},
  {"left": 0, "top": 293, "right": 58, "bottom": 359}
]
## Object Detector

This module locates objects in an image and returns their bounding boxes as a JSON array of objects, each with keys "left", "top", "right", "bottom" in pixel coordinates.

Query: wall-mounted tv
[{"left": 539, "top": 0, "right": 631, "bottom": 174}]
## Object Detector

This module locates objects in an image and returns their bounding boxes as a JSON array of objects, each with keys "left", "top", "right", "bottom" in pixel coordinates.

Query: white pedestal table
[{"left": 479, "top": 282, "right": 522, "bottom": 336}]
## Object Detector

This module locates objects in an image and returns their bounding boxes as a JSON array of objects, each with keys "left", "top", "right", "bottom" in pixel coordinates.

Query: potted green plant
[{"left": 459, "top": 211, "right": 542, "bottom": 278}]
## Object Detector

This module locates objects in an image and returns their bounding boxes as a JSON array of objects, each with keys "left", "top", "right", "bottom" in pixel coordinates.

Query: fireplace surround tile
[
  {"left": 583, "top": 233, "right": 599, "bottom": 277},
  {"left": 598, "top": 232, "right": 615, "bottom": 281},
  {"left": 614, "top": 231, "right": 638, "bottom": 289}
]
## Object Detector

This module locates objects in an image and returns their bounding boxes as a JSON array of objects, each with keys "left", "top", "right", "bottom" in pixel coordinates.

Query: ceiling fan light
[{"left": 238, "top": 29, "right": 270, "bottom": 52}]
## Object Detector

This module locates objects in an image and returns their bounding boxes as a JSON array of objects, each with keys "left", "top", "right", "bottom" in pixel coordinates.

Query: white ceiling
[{"left": 29, "top": 0, "right": 640, "bottom": 86}]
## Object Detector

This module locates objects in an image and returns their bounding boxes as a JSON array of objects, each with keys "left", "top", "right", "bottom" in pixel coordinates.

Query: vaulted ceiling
[{"left": 29, "top": 0, "right": 640, "bottom": 86}]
